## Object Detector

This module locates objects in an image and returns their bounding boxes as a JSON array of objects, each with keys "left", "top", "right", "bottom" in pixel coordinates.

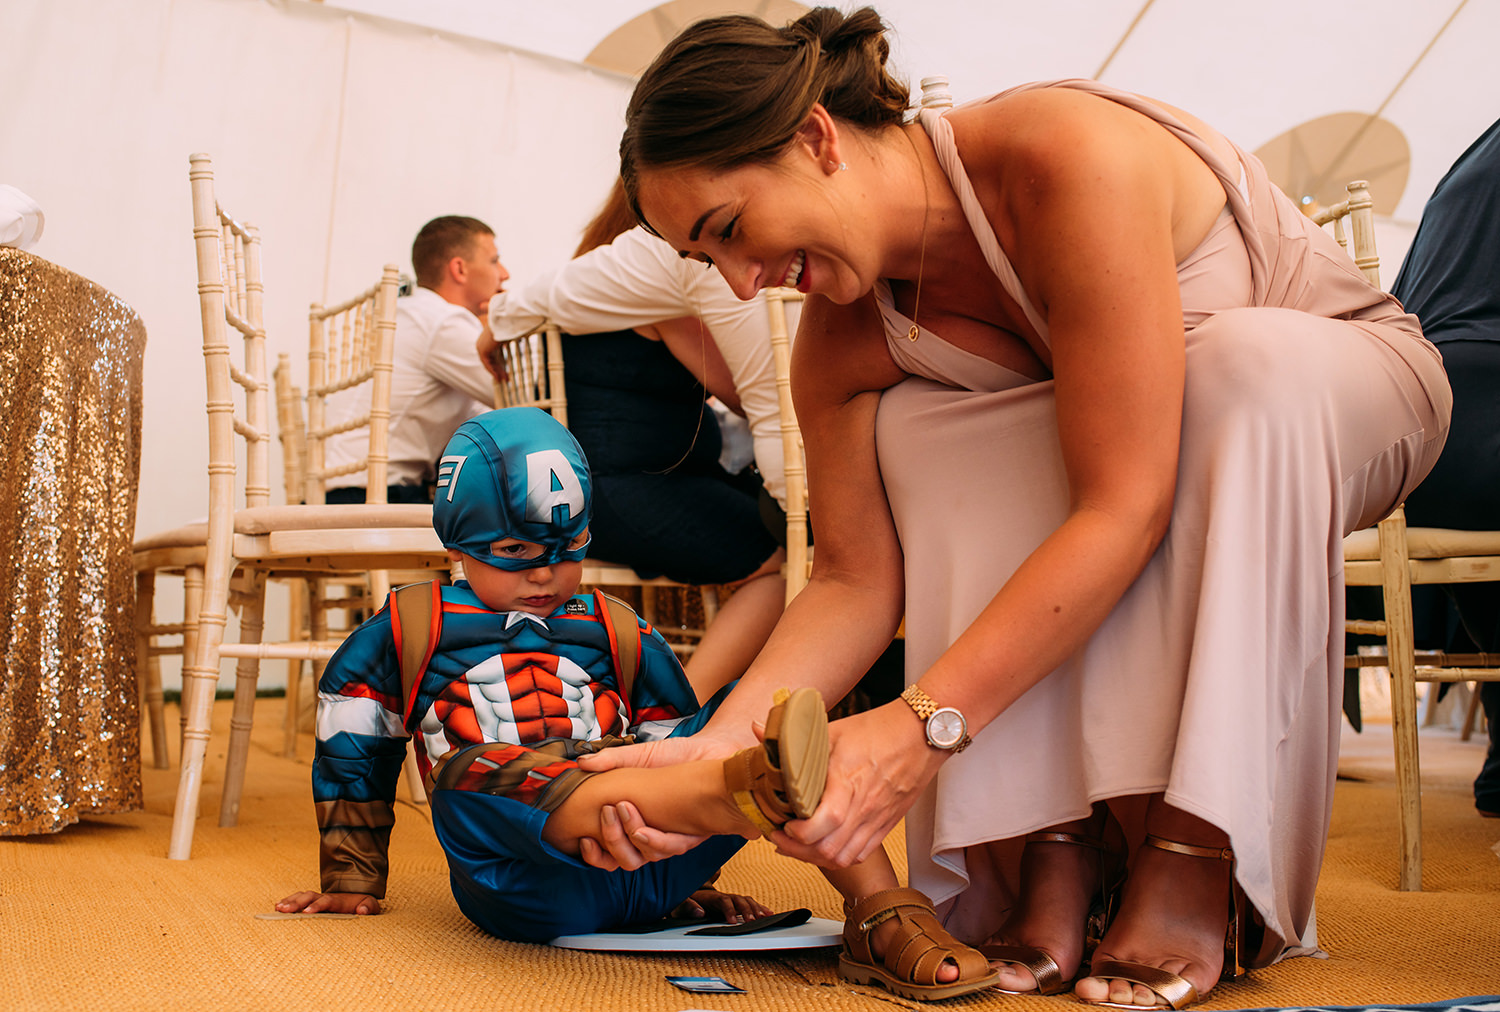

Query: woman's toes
[
  {"left": 991, "top": 962, "right": 1036, "bottom": 991},
  {"left": 936, "top": 957, "right": 959, "bottom": 984}
]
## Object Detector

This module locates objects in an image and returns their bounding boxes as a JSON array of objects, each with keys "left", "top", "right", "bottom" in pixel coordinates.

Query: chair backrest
[
  {"left": 272, "top": 352, "right": 306, "bottom": 506},
  {"left": 1310, "top": 179, "right": 1381, "bottom": 287},
  {"left": 765, "top": 286, "right": 809, "bottom": 605},
  {"left": 489, "top": 322, "right": 569, "bottom": 426},
  {"left": 303, "top": 265, "right": 402, "bottom": 504},
  {"left": 190, "top": 152, "right": 272, "bottom": 534}
]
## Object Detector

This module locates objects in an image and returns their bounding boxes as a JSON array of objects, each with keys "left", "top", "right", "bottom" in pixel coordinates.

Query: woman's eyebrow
[{"left": 689, "top": 204, "right": 729, "bottom": 242}]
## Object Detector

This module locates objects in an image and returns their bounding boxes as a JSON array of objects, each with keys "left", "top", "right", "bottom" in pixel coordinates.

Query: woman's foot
[
  {"left": 1074, "top": 831, "right": 1236, "bottom": 1009},
  {"left": 983, "top": 812, "right": 1125, "bottom": 993}
]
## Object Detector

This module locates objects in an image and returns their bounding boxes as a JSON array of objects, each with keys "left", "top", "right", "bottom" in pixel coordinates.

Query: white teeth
[{"left": 782, "top": 250, "right": 805, "bottom": 288}]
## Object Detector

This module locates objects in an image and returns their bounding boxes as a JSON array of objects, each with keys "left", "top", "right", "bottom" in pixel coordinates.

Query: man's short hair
[{"left": 411, "top": 216, "right": 494, "bottom": 289}]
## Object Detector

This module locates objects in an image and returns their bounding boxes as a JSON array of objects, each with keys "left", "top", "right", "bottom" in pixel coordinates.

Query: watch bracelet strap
[{"left": 900, "top": 684, "right": 938, "bottom": 719}]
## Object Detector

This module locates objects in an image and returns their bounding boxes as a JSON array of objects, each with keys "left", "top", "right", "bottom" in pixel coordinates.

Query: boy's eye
[
  {"left": 680, "top": 250, "right": 714, "bottom": 267},
  {"left": 490, "top": 538, "right": 544, "bottom": 560},
  {"left": 567, "top": 528, "right": 591, "bottom": 552},
  {"left": 718, "top": 215, "right": 739, "bottom": 243}
]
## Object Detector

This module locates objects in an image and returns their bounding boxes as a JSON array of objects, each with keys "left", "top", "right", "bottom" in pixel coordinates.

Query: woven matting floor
[{"left": 2, "top": 700, "right": 1497, "bottom": 1011}]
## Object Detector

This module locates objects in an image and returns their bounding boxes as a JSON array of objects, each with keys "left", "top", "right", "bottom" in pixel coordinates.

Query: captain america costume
[
  {"left": 312, "top": 581, "right": 742, "bottom": 942},
  {"left": 311, "top": 407, "right": 742, "bottom": 943}
]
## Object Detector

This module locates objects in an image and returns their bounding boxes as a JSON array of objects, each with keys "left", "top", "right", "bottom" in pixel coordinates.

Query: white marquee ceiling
[{"left": 324, "top": 0, "right": 1497, "bottom": 224}]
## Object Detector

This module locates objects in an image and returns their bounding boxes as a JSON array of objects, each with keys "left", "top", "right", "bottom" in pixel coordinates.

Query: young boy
[
  {"left": 276, "top": 408, "right": 993, "bottom": 1000},
  {"left": 276, "top": 407, "right": 765, "bottom": 940}
]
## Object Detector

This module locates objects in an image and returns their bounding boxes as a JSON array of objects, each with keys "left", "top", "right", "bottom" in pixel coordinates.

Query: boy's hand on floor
[
  {"left": 274, "top": 890, "right": 381, "bottom": 916},
  {"left": 672, "top": 888, "right": 773, "bottom": 924}
]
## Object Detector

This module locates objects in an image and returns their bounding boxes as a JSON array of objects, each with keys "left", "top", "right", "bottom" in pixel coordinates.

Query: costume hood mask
[{"left": 432, "top": 407, "right": 592, "bottom": 571}]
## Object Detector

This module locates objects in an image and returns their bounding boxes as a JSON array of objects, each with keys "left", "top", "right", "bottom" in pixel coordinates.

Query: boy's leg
[
  {"left": 541, "top": 758, "right": 761, "bottom": 855},
  {"left": 429, "top": 762, "right": 743, "bottom": 943},
  {"left": 819, "top": 846, "right": 966, "bottom": 986}
]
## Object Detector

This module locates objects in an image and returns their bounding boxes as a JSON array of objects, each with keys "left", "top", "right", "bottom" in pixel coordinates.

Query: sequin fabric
[{"left": 0, "top": 247, "right": 145, "bottom": 834}]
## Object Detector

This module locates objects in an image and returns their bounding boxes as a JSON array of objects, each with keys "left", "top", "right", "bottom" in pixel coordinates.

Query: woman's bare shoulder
[{"left": 946, "top": 86, "right": 1234, "bottom": 186}]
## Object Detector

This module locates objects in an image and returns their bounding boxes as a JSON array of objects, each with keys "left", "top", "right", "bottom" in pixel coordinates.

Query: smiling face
[{"left": 634, "top": 113, "right": 880, "bottom": 305}]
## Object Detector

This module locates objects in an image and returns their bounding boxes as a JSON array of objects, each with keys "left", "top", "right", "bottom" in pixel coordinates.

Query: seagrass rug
[{"left": 1, "top": 698, "right": 1496, "bottom": 1011}]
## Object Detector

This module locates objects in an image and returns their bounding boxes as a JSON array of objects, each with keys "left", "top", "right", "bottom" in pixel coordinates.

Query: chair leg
[
  {"left": 169, "top": 563, "right": 229, "bottom": 861},
  {"left": 220, "top": 572, "right": 268, "bottom": 828},
  {"left": 1461, "top": 682, "right": 1482, "bottom": 742},
  {"left": 177, "top": 564, "right": 205, "bottom": 751},
  {"left": 135, "top": 569, "right": 170, "bottom": 770},
  {"left": 282, "top": 577, "right": 307, "bottom": 758},
  {"left": 1378, "top": 510, "right": 1423, "bottom": 891}
]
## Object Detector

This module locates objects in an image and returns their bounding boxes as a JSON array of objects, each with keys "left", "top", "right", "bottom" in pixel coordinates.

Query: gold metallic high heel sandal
[
  {"left": 721, "top": 687, "right": 828, "bottom": 835},
  {"left": 1084, "top": 834, "right": 1248, "bottom": 1011},
  {"left": 978, "top": 829, "right": 1126, "bottom": 995}
]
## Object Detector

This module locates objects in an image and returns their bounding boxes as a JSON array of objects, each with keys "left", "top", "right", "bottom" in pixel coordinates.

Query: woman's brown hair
[
  {"left": 573, "top": 177, "right": 638, "bottom": 258},
  {"left": 619, "top": 6, "right": 909, "bottom": 222}
]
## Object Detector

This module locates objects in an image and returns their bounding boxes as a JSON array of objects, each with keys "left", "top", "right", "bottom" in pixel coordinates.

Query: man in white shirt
[{"left": 326, "top": 216, "right": 508, "bottom": 503}]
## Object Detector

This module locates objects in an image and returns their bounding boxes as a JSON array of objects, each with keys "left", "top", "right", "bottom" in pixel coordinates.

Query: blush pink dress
[{"left": 872, "top": 80, "right": 1450, "bottom": 962}]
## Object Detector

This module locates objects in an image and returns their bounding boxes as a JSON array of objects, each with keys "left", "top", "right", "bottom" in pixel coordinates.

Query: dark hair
[
  {"left": 619, "top": 6, "right": 909, "bottom": 220},
  {"left": 573, "top": 178, "right": 638, "bottom": 258},
  {"left": 411, "top": 215, "right": 494, "bottom": 289}
]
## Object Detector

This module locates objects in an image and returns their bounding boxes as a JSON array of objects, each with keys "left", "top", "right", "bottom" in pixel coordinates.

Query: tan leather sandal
[
  {"left": 722, "top": 687, "right": 828, "bottom": 835},
  {"left": 980, "top": 828, "right": 1127, "bottom": 995},
  {"left": 1082, "top": 834, "right": 1248, "bottom": 1011},
  {"left": 839, "top": 887, "right": 999, "bottom": 1001}
]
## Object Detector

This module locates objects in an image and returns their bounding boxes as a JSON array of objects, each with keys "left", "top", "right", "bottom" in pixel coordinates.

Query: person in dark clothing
[{"left": 1385, "top": 116, "right": 1500, "bottom": 817}]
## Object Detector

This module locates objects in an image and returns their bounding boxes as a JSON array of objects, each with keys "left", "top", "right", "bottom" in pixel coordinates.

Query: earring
[{"left": 839, "top": 161, "right": 848, "bottom": 171}]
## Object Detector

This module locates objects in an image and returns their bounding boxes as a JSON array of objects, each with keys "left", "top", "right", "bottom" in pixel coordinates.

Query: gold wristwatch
[{"left": 900, "top": 685, "right": 972, "bottom": 753}]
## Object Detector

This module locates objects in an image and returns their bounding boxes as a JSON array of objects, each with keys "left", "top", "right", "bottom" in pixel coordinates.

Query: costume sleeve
[
  {"left": 418, "top": 308, "right": 495, "bottom": 407},
  {"left": 311, "top": 618, "right": 409, "bottom": 898}
]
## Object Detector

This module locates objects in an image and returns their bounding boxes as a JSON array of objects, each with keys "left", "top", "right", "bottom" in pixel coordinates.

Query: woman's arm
[{"left": 683, "top": 291, "right": 911, "bottom": 749}]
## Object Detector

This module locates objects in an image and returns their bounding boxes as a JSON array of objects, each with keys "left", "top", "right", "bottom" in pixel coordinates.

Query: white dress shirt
[
  {"left": 488, "top": 227, "right": 798, "bottom": 507},
  {"left": 325, "top": 286, "right": 493, "bottom": 490}
]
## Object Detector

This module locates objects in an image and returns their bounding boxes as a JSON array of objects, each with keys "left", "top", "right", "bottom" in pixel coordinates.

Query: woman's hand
[
  {"left": 772, "top": 701, "right": 946, "bottom": 869},
  {"left": 576, "top": 724, "right": 748, "bottom": 774},
  {"left": 574, "top": 728, "right": 754, "bottom": 872},
  {"left": 577, "top": 801, "right": 708, "bottom": 871}
]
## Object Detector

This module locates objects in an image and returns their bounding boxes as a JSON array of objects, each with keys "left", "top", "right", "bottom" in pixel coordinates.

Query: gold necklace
[{"left": 903, "top": 127, "right": 929, "bottom": 341}]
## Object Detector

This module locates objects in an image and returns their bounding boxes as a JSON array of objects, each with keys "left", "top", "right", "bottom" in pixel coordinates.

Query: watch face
[{"left": 928, "top": 708, "right": 966, "bottom": 749}]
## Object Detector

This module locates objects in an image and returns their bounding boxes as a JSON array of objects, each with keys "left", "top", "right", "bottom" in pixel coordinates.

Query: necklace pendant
[{"left": 907, "top": 323, "right": 920, "bottom": 342}]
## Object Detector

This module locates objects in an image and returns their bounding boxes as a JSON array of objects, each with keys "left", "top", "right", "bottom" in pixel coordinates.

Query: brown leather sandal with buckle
[
  {"left": 721, "top": 687, "right": 828, "bottom": 836},
  {"left": 1082, "top": 834, "right": 1249, "bottom": 1010},
  {"left": 839, "top": 887, "right": 1000, "bottom": 1001}
]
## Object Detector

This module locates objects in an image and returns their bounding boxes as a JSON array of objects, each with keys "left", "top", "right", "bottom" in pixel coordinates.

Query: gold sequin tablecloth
[{"left": 0, "top": 246, "right": 145, "bottom": 834}]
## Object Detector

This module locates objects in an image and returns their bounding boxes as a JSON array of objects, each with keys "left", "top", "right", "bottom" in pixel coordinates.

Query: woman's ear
[{"left": 793, "top": 103, "right": 843, "bottom": 174}]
